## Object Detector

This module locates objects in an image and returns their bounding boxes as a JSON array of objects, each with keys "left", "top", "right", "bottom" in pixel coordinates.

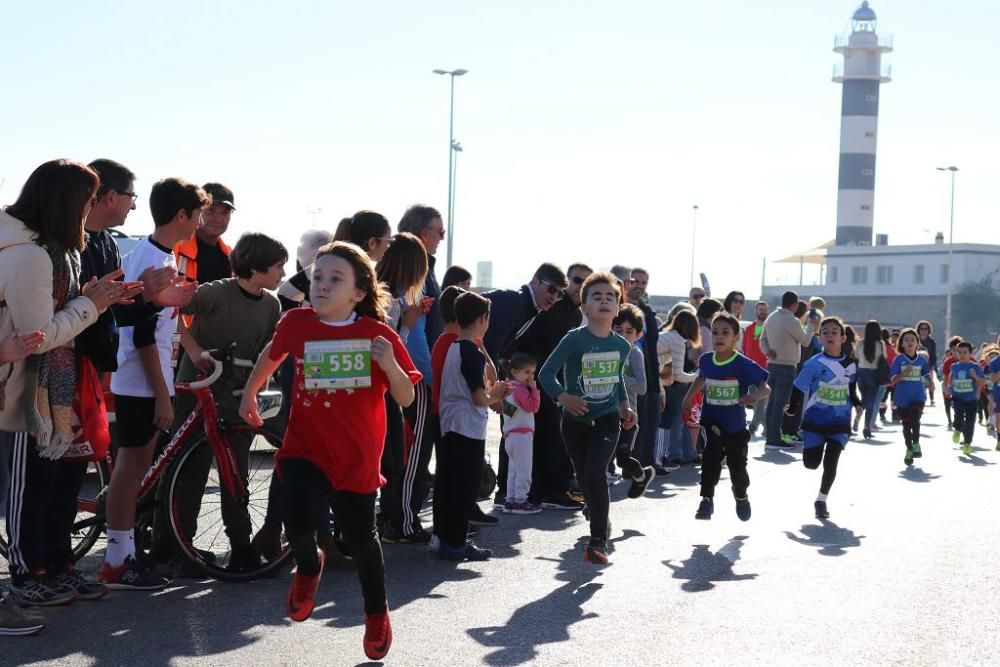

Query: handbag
[
  {"left": 63, "top": 356, "right": 111, "bottom": 462},
  {"left": 477, "top": 454, "right": 497, "bottom": 501},
  {"left": 875, "top": 345, "right": 892, "bottom": 386}
]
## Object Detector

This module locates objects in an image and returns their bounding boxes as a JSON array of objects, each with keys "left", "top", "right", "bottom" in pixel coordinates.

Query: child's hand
[
  {"left": 239, "top": 391, "right": 263, "bottom": 427},
  {"left": 557, "top": 393, "right": 589, "bottom": 417},
  {"left": 619, "top": 406, "right": 636, "bottom": 430},
  {"left": 526, "top": 376, "right": 537, "bottom": 389},
  {"left": 739, "top": 395, "right": 755, "bottom": 408},
  {"left": 0, "top": 330, "right": 46, "bottom": 363},
  {"left": 371, "top": 336, "right": 397, "bottom": 371}
]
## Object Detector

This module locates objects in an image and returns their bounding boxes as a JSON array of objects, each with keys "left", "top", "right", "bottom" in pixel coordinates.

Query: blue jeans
[
  {"left": 764, "top": 363, "right": 796, "bottom": 446},
  {"left": 856, "top": 368, "right": 880, "bottom": 430},
  {"left": 665, "top": 382, "right": 696, "bottom": 461}
]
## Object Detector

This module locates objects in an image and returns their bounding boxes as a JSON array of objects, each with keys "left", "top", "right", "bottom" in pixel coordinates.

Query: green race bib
[
  {"left": 953, "top": 378, "right": 974, "bottom": 394},
  {"left": 901, "top": 364, "right": 922, "bottom": 381},
  {"left": 705, "top": 378, "right": 740, "bottom": 406},
  {"left": 303, "top": 339, "right": 372, "bottom": 390},
  {"left": 816, "top": 381, "right": 849, "bottom": 407},
  {"left": 581, "top": 351, "right": 619, "bottom": 399}
]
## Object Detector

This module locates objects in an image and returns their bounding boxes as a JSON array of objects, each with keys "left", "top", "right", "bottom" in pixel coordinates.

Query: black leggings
[
  {"left": 802, "top": 440, "right": 843, "bottom": 495},
  {"left": 944, "top": 396, "right": 953, "bottom": 425},
  {"left": 562, "top": 414, "right": 619, "bottom": 542},
  {"left": 898, "top": 404, "right": 924, "bottom": 447},
  {"left": 279, "top": 458, "right": 386, "bottom": 615},
  {"left": 953, "top": 398, "right": 978, "bottom": 445},
  {"left": 699, "top": 425, "right": 750, "bottom": 499}
]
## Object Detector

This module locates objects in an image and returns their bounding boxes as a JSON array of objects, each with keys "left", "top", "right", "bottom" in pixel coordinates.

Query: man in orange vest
[{"left": 174, "top": 182, "right": 234, "bottom": 285}]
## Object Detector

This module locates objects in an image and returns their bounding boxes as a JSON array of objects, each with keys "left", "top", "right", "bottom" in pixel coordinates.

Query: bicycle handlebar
[{"left": 185, "top": 351, "right": 254, "bottom": 391}]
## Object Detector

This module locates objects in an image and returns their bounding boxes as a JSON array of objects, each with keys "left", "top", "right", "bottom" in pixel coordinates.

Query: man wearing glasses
[
  {"left": 482, "top": 263, "right": 569, "bottom": 507},
  {"left": 689, "top": 287, "right": 707, "bottom": 306},
  {"left": 517, "top": 263, "right": 592, "bottom": 510}
]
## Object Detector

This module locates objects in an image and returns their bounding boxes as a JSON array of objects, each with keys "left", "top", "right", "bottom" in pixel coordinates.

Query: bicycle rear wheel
[
  {"left": 0, "top": 456, "right": 109, "bottom": 562},
  {"left": 162, "top": 425, "right": 291, "bottom": 582}
]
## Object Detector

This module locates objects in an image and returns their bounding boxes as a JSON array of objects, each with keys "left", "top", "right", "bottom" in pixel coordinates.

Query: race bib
[
  {"left": 303, "top": 339, "right": 372, "bottom": 390},
  {"left": 901, "top": 364, "right": 923, "bottom": 381},
  {"left": 581, "top": 351, "right": 619, "bottom": 399},
  {"left": 705, "top": 378, "right": 740, "bottom": 406},
  {"left": 816, "top": 381, "right": 849, "bottom": 407},
  {"left": 953, "top": 378, "right": 974, "bottom": 394}
]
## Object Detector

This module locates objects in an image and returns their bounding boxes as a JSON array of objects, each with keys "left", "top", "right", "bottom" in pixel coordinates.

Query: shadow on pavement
[
  {"left": 465, "top": 532, "right": 629, "bottom": 666},
  {"left": 754, "top": 449, "right": 797, "bottom": 465},
  {"left": 898, "top": 467, "right": 942, "bottom": 482},
  {"left": 784, "top": 520, "right": 865, "bottom": 556},
  {"left": 663, "top": 535, "right": 757, "bottom": 592},
  {"left": 958, "top": 454, "right": 995, "bottom": 467}
]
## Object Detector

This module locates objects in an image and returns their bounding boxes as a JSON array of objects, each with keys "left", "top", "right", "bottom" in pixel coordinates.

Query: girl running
[
  {"left": 240, "top": 241, "right": 421, "bottom": 661},
  {"left": 890, "top": 328, "right": 934, "bottom": 466},
  {"left": 785, "top": 317, "right": 859, "bottom": 519}
]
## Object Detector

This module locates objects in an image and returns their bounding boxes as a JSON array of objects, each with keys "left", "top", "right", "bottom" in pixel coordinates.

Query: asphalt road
[{"left": 4, "top": 406, "right": 1000, "bottom": 666}]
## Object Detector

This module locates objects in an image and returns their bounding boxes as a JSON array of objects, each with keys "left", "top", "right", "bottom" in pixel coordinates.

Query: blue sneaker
[
  {"left": 735, "top": 497, "right": 752, "bottom": 521},
  {"left": 438, "top": 540, "right": 493, "bottom": 562},
  {"left": 695, "top": 497, "right": 714, "bottom": 520}
]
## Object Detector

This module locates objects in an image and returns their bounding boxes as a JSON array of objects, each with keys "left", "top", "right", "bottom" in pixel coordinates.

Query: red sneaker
[
  {"left": 286, "top": 549, "right": 325, "bottom": 622},
  {"left": 363, "top": 605, "right": 392, "bottom": 660}
]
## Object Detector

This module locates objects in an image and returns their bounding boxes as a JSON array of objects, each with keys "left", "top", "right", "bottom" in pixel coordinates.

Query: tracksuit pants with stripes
[
  {"left": 398, "top": 382, "right": 436, "bottom": 536},
  {"left": 3, "top": 432, "right": 86, "bottom": 583}
]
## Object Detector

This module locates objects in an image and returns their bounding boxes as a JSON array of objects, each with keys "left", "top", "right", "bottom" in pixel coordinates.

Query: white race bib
[{"left": 705, "top": 378, "right": 740, "bottom": 406}]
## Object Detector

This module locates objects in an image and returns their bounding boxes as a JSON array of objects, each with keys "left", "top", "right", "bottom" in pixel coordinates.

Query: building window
[
  {"left": 941, "top": 264, "right": 950, "bottom": 283},
  {"left": 829, "top": 266, "right": 838, "bottom": 283},
  {"left": 876, "top": 266, "right": 893, "bottom": 284},
  {"left": 860, "top": 204, "right": 872, "bottom": 211},
  {"left": 866, "top": 94, "right": 877, "bottom": 102},
  {"left": 913, "top": 264, "right": 924, "bottom": 284},
  {"left": 861, "top": 168, "right": 874, "bottom": 176},
  {"left": 852, "top": 266, "right": 868, "bottom": 285}
]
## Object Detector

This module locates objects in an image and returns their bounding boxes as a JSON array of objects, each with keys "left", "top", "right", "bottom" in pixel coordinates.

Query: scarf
[{"left": 23, "top": 243, "right": 80, "bottom": 459}]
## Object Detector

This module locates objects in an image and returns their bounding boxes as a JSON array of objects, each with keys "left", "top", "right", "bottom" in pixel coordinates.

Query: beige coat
[{"left": 0, "top": 211, "right": 98, "bottom": 432}]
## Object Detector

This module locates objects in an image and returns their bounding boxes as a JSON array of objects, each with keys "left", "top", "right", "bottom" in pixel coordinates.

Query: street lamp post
[
  {"left": 433, "top": 68, "right": 468, "bottom": 268},
  {"left": 936, "top": 166, "right": 958, "bottom": 342},
  {"left": 690, "top": 205, "right": 699, "bottom": 289},
  {"left": 450, "top": 141, "right": 463, "bottom": 239}
]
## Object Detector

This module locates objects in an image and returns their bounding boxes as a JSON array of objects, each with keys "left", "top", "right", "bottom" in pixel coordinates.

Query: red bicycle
[{"left": 0, "top": 347, "right": 292, "bottom": 582}]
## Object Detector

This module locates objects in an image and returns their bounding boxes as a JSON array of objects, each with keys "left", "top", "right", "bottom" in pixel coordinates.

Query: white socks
[
  {"left": 105, "top": 529, "right": 134, "bottom": 568},
  {"left": 816, "top": 492, "right": 829, "bottom": 502}
]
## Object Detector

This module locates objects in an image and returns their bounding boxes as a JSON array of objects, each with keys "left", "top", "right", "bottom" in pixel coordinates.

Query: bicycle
[{"left": 0, "top": 347, "right": 292, "bottom": 582}]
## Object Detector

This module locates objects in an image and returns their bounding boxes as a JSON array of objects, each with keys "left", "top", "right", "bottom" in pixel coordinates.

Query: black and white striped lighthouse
[{"left": 833, "top": 1, "right": 892, "bottom": 246}]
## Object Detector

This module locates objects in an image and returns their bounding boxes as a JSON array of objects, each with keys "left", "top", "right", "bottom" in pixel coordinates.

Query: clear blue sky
[{"left": 2, "top": 0, "right": 997, "bottom": 298}]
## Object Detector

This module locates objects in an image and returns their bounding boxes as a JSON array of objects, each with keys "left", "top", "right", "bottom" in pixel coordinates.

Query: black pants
[
  {"left": 699, "top": 425, "right": 750, "bottom": 499},
  {"left": 954, "top": 398, "right": 978, "bottom": 445},
  {"left": 944, "top": 395, "right": 953, "bottom": 425},
  {"left": 152, "top": 395, "right": 253, "bottom": 561},
  {"left": 898, "top": 404, "right": 924, "bottom": 447},
  {"left": 400, "top": 383, "right": 436, "bottom": 535},
  {"left": 527, "top": 396, "right": 569, "bottom": 504},
  {"left": 615, "top": 426, "right": 644, "bottom": 480},
  {"left": 4, "top": 432, "right": 87, "bottom": 581},
  {"left": 280, "top": 458, "right": 386, "bottom": 615},
  {"left": 635, "top": 390, "right": 661, "bottom": 467},
  {"left": 436, "top": 432, "right": 485, "bottom": 547},
  {"left": 802, "top": 440, "right": 844, "bottom": 495},
  {"left": 562, "top": 414, "right": 619, "bottom": 542}
]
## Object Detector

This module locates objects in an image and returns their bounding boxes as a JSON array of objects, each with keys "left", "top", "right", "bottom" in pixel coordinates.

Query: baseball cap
[{"left": 203, "top": 182, "right": 236, "bottom": 211}]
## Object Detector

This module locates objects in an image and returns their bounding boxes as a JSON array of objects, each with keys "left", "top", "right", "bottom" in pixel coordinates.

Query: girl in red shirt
[{"left": 240, "top": 242, "right": 420, "bottom": 661}]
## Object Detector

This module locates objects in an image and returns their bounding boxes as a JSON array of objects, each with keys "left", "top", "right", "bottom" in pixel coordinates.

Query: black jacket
[
  {"left": 77, "top": 230, "right": 161, "bottom": 372},
  {"left": 517, "top": 295, "right": 582, "bottom": 365},
  {"left": 482, "top": 285, "right": 537, "bottom": 364},
  {"left": 636, "top": 300, "right": 663, "bottom": 397}
]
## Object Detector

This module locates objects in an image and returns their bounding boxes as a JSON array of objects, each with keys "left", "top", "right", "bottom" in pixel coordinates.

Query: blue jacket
[{"left": 482, "top": 285, "right": 537, "bottom": 364}]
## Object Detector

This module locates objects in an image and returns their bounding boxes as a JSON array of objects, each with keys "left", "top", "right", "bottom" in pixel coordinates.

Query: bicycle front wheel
[{"left": 163, "top": 425, "right": 291, "bottom": 582}]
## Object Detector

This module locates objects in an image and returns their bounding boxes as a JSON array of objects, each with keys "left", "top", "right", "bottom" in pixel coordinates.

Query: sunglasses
[
  {"left": 691, "top": 293, "right": 706, "bottom": 300},
  {"left": 539, "top": 279, "right": 565, "bottom": 299}
]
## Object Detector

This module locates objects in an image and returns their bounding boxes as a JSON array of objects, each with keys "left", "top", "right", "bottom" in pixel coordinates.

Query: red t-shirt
[
  {"left": 943, "top": 356, "right": 956, "bottom": 381},
  {"left": 431, "top": 332, "right": 459, "bottom": 413},
  {"left": 269, "top": 309, "right": 421, "bottom": 493},
  {"left": 885, "top": 345, "right": 898, "bottom": 366}
]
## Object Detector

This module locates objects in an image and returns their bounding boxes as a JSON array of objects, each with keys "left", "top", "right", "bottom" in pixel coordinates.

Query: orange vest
[{"left": 173, "top": 236, "right": 232, "bottom": 328}]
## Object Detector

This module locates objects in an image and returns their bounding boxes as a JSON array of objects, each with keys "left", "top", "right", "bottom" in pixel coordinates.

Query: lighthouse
[{"left": 833, "top": 1, "right": 892, "bottom": 246}]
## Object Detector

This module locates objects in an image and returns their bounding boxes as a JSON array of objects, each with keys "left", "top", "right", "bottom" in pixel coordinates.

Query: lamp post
[
  {"left": 450, "top": 141, "right": 463, "bottom": 241},
  {"left": 689, "top": 205, "right": 699, "bottom": 289},
  {"left": 433, "top": 68, "right": 468, "bottom": 268},
  {"left": 936, "top": 165, "right": 958, "bottom": 342}
]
